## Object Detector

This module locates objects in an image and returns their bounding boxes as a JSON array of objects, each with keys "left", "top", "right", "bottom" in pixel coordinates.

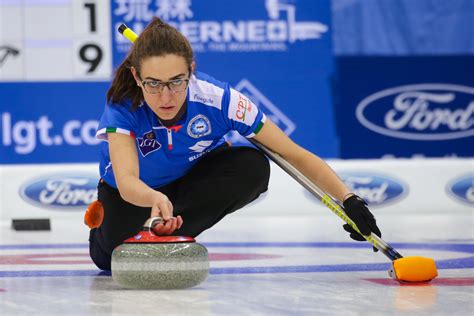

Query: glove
[{"left": 342, "top": 194, "right": 382, "bottom": 252}]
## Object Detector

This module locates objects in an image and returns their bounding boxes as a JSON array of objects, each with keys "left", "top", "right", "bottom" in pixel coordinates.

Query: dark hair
[{"left": 107, "top": 17, "right": 194, "bottom": 108}]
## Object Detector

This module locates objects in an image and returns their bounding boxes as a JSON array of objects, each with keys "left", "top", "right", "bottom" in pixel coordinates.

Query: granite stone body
[{"left": 111, "top": 242, "right": 209, "bottom": 289}]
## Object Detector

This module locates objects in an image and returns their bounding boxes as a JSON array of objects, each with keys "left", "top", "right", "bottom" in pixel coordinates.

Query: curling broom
[{"left": 248, "top": 139, "right": 438, "bottom": 282}]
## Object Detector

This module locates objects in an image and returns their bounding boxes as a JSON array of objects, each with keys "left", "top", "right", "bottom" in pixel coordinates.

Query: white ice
[{"left": 1, "top": 163, "right": 473, "bottom": 315}]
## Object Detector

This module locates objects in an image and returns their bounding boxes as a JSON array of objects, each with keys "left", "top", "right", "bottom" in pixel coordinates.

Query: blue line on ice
[{"left": 0, "top": 242, "right": 472, "bottom": 278}]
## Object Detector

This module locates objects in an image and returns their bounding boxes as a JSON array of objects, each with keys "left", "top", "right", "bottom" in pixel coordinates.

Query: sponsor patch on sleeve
[{"left": 228, "top": 89, "right": 258, "bottom": 127}]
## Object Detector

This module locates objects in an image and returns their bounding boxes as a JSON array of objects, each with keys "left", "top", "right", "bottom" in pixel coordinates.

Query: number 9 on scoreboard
[{"left": 73, "top": 0, "right": 111, "bottom": 79}]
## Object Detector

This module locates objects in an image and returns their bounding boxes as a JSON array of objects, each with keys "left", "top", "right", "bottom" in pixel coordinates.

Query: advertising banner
[
  {"left": 335, "top": 56, "right": 474, "bottom": 158},
  {"left": 0, "top": 82, "right": 108, "bottom": 163},
  {"left": 1, "top": 159, "right": 471, "bottom": 222},
  {"left": 0, "top": 163, "right": 99, "bottom": 221},
  {"left": 111, "top": 0, "right": 338, "bottom": 157},
  {"left": 0, "top": 0, "right": 337, "bottom": 164}
]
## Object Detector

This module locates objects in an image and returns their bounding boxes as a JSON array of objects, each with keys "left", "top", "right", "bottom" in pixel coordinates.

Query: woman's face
[{"left": 132, "top": 54, "right": 192, "bottom": 120}]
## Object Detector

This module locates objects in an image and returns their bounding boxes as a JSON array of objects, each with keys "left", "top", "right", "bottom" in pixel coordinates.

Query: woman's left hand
[{"left": 342, "top": 195, "right": 382, "bottom": 251}]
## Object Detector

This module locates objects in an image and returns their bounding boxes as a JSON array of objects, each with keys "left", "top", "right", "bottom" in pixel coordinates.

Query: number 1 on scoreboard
[{"left": 84, "top": 2, "right": 97, "bottom": 33}]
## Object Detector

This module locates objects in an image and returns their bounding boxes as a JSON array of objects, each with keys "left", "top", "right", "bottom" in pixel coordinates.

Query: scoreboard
[
  {"left": 0, "top": 0, "right": 111, "bottom": 81},
  {"left": 0, "top": 0, "right": 336, "bottom": 163}
]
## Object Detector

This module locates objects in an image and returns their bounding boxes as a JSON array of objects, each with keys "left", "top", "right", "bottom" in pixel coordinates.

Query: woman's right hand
[
  {"left": 153, "top": 216, "right": 183, "bottom": 235},
  {"left": 150, "top": 192, "right": 183, "bottom": 235}
]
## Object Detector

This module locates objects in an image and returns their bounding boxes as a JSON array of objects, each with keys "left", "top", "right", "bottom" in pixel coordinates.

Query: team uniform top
[{"left": 96, "top": 71, "right": 266, "bottom": 189}]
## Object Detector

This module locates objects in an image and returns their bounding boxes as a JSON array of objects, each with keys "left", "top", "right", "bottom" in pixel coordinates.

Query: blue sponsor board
[
  {"left": 303, "top": 171, "right": 407, "bottom": 207},
  {"left": 334, "top": 56, "right": 474, "bottom": 158},
  {"left": 338, "top": 171, "right": 407, "bottom": 207},
  {"left": 447, "top": 174, "right": 474, "bottom": 206},
  {"left": 111, "top": 0, "right": 338, "bottom": 157},
  {"left": 19, "top": 173, "right": 98, "bottom": 210},
  {"left": 0, "top": 82, "right": 108, "bottom": 164}
]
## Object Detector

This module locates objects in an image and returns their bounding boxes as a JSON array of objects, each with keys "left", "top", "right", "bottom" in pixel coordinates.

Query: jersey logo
[
  {"left": 137, "top": 131, "right": 161, "bottom": 157},
  {"left": 187, "top": 114, "right": 212, "bottom": 138},
  {"left": 188, "top": 140, "right": 214, "bottom": 161},
  {"left": 189, "top": 140, "right": 213, "bottom": 153},
  {"left": 192, "top": 93, "right": 217, "bottom": 106},
  {"left": 236, "top": 93, "right": 252, "bottom": 121}
]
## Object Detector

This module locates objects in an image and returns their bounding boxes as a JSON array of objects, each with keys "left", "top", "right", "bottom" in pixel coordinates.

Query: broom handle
[{"left": 249, "top": 138, "right": 403, "bottom": 261}]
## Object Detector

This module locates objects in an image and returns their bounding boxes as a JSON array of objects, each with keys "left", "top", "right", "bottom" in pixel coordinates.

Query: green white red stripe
[
  {"left": 247, "top": 114, "right": 266, "bottom": 138},
  {"left": 96, "top": 127, "right": 136, "bottom": 140}
]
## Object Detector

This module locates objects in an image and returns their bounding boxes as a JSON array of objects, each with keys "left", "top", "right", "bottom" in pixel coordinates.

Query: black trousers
[{"left": 89, "top": 146, "right": 270, "bottom": 270}]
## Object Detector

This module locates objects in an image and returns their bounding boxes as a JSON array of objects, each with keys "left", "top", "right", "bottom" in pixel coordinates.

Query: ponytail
[{"left": 106, "top": 56, "right": 143, "bottom": 108}]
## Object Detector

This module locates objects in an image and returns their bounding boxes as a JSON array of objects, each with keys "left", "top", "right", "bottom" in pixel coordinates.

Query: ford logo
[
  {"left": 20, "top": 173, "right": 98, "bottom": 209},
  {"left": 339, "top": 172, "right": 408, "bottom": 206},
  {"left": 356, "top": 84, "right": 474, "bottom": 141},
  {"left": 447, "top": 174, "right": 474, "bottom": 206}
]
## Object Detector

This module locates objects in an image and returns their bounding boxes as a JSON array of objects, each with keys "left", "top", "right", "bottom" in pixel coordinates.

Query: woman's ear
[
  {"left": 130, "top": 66, "right": 140, "bottom": 85},
  {"left": 190, "top": 61, "right": 196, "bottom": 75}
]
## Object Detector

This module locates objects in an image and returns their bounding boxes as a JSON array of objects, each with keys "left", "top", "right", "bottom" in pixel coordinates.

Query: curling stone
[{"left": 111, "top": 217, "right": 209, "bottom": 289}]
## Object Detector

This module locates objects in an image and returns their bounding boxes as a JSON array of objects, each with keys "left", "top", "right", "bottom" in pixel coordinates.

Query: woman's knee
[
  {"left": 231, "top": 147, "right": 270, "bottom": 190},
  {"left": 89, "top": 228, "right": 112, "bottom": 271}
]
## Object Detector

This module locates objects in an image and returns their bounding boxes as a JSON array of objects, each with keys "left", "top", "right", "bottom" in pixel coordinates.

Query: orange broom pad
[
  {"left": 392, "top": 256, "right": 438, "bottom": 282},
  {"left": 84, "top": 200, "right": 104, "bottom": 229}
]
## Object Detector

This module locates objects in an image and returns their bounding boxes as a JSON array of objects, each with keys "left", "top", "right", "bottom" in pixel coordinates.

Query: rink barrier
[{"left": 0, "top": 158, "right": 472, "bottom": 220}]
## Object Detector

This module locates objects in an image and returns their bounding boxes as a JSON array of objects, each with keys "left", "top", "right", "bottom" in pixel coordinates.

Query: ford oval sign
[
  {"left": 447, "top": 174, "right": 474, "bottom": 206},
  {"left": 339, "top": 171, "right": 408, "bottom": 206},
  {"left": 20, "top": 173, "right": 98, "bottom": 209},
  {"left": 356, "top": 84, "right": 474, "bottom": 141}
]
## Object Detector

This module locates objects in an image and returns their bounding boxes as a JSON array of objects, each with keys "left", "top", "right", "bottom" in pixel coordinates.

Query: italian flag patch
[{"left": 96, "top": 127, "right": 136, "bottom": 140}]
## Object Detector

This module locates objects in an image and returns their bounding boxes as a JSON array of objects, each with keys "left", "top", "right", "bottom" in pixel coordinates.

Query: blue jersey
[{"left": 96, "top": 71, "right": 266, "bottom": 189}]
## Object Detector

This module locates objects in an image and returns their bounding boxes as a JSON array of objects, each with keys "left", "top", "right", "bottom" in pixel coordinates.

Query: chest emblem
[
  {"left": 137, "top": 131, "right": 161, "bottom": 157},
  {"left": 187, "top": 114, "right": 212, "bottom": 138}
]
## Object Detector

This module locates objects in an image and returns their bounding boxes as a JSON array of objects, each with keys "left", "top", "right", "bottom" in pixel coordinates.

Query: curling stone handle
[{"left": 143, "top": 217, "right": 163, "bottom": 232}]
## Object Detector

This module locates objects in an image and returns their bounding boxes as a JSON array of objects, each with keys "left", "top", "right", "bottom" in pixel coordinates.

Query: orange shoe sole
[{"left": 84, "top": 200, "right": 104, "bottom": 229}]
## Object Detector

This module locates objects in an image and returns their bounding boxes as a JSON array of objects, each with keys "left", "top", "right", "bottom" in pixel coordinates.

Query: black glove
[{"left": 342, "top": 194, "right": 382, "bottom": 252}]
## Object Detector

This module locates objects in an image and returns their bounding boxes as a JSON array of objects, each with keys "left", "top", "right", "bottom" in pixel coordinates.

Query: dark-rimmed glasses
[{"left": 140, "top": 77, "right": 190, "bottom": 94}]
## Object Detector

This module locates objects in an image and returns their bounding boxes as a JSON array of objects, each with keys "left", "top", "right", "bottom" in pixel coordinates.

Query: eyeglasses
[{"left": 140, "top": 77, "right": 190, "bottom": 94}]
